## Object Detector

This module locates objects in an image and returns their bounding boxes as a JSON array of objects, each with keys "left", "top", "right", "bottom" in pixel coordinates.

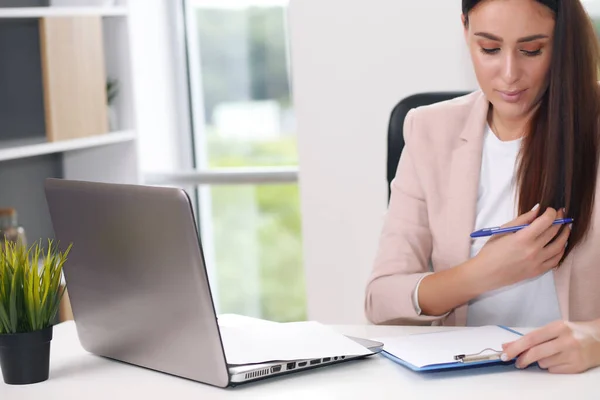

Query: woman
[{"left": 365, "top": 0, "right": 600, "bottom": 374}]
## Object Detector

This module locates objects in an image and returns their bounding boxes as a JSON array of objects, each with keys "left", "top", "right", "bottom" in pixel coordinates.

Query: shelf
[
  {"left": 0, "top": 6, "right": 128, "bottom": 18},
  {"left": 0, "top": 130, "right": 136, "bottom": 162}
]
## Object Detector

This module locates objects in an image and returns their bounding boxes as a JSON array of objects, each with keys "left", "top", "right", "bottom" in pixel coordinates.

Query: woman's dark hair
[{"left": 463, "top": 0, "right": 600, "bottom": 261}]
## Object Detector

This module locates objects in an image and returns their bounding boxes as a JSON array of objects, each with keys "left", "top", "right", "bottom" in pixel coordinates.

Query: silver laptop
[{"left": 44, "top": 178, "right": 382, "bottom": 387}]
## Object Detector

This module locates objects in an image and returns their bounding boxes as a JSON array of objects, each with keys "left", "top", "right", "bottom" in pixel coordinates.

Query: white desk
[{"left": 1, "top": 322, "right": 597, "bottom": 400}]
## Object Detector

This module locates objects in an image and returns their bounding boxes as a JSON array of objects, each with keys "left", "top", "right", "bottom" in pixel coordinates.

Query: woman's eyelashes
[
  {"left": 521, "top": 48, "right": 542, "bottom": 56},
  {"left": 480, "top": 47, "right": 500, "bottom": 55},
  {"left": 479, "top": 46, "right": 543, "bottom": 56}
]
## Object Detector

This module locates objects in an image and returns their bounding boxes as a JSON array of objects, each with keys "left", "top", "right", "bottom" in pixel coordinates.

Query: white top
[
  {"left": 467, "top": 124, "right": 561, "bottom": 327},
  {"left": 5, "top": 321, "right": 599, "bottom": 399},
  {"left": 414, "top": 124, "right": 562, "bottom": 327}
]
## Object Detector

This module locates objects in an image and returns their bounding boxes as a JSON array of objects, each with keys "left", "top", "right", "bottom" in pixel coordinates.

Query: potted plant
[{"left": 0, "top": 239, "right": 72, "bottom": 385}]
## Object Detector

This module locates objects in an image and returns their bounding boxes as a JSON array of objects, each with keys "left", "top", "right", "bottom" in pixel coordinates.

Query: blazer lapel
[{"left": 443, "top": 91, "right": 489, "bottom": 326}]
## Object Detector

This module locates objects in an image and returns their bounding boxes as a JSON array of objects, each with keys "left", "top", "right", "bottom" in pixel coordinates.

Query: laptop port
[
  {"left": 334, "top": 357, "right": 338, "bottom": 361},
  {"left": 271, "top": 365, "right": 282, "bottom": 373},
  {"left": 298, "top": 361, "right": 307, "bottom": 367},
  {"left": 286, "top": 362, "right": 296, "bottom": 370},
  {"left": 323, "top": 357, "right": 331, "bottom": 362},
  {"left": 309, "top": 359, "right": 321, "bottom": 366}
]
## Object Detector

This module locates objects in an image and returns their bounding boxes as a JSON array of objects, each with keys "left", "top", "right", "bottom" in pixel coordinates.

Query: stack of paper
[{"left": 217, "top": 314, "right": 374, "bottom": 365}]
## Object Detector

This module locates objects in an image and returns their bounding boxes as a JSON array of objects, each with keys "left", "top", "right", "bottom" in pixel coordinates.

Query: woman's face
[{"left": 464, "top": 0, "right": 555, "bottom": 121}]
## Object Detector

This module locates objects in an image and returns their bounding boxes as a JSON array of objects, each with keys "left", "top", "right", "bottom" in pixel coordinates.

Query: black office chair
[{"left": 386, "top": 91, "right": 471, "bottom": 200}]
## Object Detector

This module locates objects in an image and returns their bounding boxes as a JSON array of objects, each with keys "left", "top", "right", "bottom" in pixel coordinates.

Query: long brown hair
[{"left": 464, "top": 0, "right": 600, "bottom": 260}]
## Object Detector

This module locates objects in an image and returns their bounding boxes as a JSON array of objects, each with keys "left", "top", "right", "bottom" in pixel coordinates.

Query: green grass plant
[{"left": 0, "top": 240, "right": 72, "bottom": 334}]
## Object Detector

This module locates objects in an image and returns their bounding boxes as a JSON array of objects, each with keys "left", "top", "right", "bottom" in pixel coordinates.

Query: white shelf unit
[
  {"left": 0, "top": 1, "right": 140, "bottom": 243},
  {"left": 0, "top": 130, "right": 136, "bottom": 162}
]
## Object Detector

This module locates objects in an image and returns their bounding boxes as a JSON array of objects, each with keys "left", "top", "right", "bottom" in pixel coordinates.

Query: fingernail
[
  {"left": 531, "top": 203, "right": 540, "bottom": 211},
  {"left": 569, "top": 224, "right": 572, "bottom": 230},
  {"left": 501, "top": 353, "right": 508, "bottom": 362}
]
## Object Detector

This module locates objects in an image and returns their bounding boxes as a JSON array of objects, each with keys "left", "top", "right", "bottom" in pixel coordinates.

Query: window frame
[{"left": 146, "top": 0, "right": 300, "bottom": 315}]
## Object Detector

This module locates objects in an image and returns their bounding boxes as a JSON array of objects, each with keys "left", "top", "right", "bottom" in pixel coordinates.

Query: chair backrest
[{"left": 387, "top": 91, "right": 471, "bottom": 200}]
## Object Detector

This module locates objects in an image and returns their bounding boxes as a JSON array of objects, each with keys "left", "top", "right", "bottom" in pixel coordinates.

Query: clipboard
[{"left": 375, "top": 325, "right": 523, "bottom": 372}]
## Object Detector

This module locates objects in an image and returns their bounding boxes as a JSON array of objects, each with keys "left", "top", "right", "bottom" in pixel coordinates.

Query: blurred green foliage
[{"left": 196, "top": 6, "right": 306, "bottom": 322}]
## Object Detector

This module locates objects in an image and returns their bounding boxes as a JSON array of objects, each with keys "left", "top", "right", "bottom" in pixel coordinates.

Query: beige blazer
[{"left": 365, "top": 90, "right": 600, "bottom": 326}]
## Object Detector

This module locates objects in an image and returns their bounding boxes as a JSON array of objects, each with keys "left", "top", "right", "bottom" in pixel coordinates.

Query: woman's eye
[
  {"left": 480, "top": 47, "right": 500, "bottom": 55},
  {"left": 521, "top": 49, "right": 542, "bottom": 57}
]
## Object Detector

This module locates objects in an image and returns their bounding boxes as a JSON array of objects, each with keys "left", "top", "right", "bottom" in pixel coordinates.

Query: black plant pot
[{"left": 0, "top": 326, "right": 53, "bottom": 385}]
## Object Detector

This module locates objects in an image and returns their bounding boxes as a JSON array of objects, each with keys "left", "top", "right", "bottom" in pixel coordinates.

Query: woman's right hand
[
  {"left": 474, "top": 205, "right": 571, "bottom": 292},
  {"left": 416, "top": 204, "right": 571, "bottom": 317}
]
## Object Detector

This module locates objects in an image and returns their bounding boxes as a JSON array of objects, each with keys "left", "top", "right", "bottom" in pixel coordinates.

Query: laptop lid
[{"left": 44, "top": 178, "right": 231, "bottom": 388}]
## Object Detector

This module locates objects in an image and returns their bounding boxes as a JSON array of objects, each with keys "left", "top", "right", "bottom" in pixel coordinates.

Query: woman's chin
[{"left": 491, "top": 98, "right": 533, "bottom": 120}]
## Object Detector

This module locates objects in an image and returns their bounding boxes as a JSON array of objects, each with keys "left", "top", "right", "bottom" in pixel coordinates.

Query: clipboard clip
[{"left": 453, "top": 348, "right": 502, "bottom": 364}]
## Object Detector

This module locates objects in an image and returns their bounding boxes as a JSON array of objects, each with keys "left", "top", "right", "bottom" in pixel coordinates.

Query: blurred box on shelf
[
  {"left": 0, "top": 14, "right": 110, "bottom": 145},
  {"left": 40, "top": 16, "right": 109, "bottom": 142}
]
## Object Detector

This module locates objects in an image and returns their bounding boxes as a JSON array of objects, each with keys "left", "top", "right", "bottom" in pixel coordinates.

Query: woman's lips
[{"left": 498, "top": 89, "right": 526, "bottom": 103}]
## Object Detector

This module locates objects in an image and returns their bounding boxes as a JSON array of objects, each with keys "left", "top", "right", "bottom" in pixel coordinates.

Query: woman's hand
[
  {"left": 473, "top": 205, "right": 570, "bottom": 293},
  {"left": 501, "top": 320, "right": 600, "bottom": 374},
  {"left": 416, "top": 205, "right": 570, "bottom": 317}
]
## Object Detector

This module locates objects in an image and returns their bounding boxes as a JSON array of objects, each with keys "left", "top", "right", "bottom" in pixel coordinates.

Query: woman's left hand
[{"left": 501, "top": 320, "right": 600, "bottom": 374}]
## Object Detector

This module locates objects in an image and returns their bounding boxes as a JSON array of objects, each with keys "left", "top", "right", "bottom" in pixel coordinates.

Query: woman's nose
[{"left": 501, "top": 53, "right": 520, "bottom": 85}]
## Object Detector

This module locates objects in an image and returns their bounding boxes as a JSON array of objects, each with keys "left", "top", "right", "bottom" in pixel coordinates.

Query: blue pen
[{"left": 470, "top": 218, "right": 574, "bottom": 238}]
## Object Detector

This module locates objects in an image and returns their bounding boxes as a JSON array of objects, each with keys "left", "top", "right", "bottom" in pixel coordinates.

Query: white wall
[
  {"left": 582, "top": 0, "right": 600, "bottom": 16},
  {"left": 289, "top": 0, "right": 478, "bottom": 324}
]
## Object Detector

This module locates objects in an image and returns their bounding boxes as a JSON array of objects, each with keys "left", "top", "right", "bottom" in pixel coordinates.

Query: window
[{"left": 181, "top": 0, "right": 306, "bottom": 322}]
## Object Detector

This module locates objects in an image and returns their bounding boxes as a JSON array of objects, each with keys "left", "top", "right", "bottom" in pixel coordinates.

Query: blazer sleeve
[{"left": 364, "top": 108, "right": 446, "bottom": 325}]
